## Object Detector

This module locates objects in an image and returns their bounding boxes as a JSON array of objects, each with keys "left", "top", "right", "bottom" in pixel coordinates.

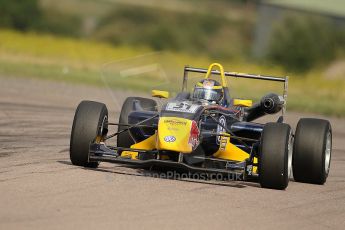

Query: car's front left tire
[
  {"left": 259, "top": 122, "right": 292, "bottom": 190},
  {"left": 70, "top": 100, "right": 108, "bottom": 168}
]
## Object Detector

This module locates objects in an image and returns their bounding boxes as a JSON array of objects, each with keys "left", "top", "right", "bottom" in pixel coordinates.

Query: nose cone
[{"left": 156, "top": 117, "right": 199, "bottom": 153}]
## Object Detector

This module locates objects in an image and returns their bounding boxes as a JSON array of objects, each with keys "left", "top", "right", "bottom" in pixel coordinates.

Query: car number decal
[{"left": 165, "top": 102, "right": 200, "bottom": 113}]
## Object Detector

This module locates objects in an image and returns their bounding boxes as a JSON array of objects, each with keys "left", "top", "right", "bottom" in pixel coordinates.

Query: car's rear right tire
[
  {"left": 259, "top": 122, "right": 292, "bottom": 190},
  {"left": 117, "top": 97, "right": 157, "bottom": 148},
  {"left": 293, "top": 118, "right": 332, "bottom": 184}
]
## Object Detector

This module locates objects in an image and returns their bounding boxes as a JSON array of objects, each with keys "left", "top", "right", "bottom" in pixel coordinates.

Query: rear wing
[{"left": 182, "top": 64, "right": 289, "bottom": 116}]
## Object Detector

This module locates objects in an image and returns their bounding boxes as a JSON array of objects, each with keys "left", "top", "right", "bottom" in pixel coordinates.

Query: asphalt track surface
[{"left": 0, "top": 76, "right": 344, "bottom": 230}]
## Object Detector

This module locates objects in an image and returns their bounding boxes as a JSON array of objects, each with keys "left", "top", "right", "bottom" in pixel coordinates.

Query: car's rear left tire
[
  {"left": 259, "top": 122, "right": 292, "bottom": 190},
  {"left": 70, "top": 100, "right": 108, "bottom": 168},
  {"left": 293, "top": 118, "right": 332, "bottom": 184}
]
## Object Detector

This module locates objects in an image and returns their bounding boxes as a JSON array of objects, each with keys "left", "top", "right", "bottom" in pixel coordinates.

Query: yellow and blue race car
[{"left": 70, "top": 63, "right": 332, "bottom": 190}]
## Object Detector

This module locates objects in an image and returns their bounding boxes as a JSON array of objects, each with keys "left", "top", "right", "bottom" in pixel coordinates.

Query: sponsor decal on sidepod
[
  {"left": 188, "top": 120, "right": 200, "bottom": 149},
  {"left": 216, "top": 115, "right": 226, "bottom": 145},
  {"left": 164, "top": 119, "right": 187, "bottom": 126},
  {"left": 164, "top": 135, "right": 176, "bottom": 142}
]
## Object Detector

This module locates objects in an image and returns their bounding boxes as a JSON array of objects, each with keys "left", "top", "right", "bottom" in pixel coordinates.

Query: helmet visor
[{"left": 193, "top": 88, "right": 222, "bottom": 101}]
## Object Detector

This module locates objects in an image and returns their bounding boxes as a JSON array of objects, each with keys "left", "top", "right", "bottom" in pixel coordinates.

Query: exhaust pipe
[{"left": 245, "top": 93, "right": 284, "bottom": 121}]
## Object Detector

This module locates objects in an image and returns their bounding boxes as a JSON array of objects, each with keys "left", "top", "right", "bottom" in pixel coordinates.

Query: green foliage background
[
  {"left": 92, "top": 5, "right": 251, "bottom": 59},
  {"left": 268, "top": 14, "right": 345, "bottom": 72},
  {"left": 2, "top": 0, "right": 344, "bottom": 72},
  {"left": 0, "top": 0, "right": 42, "bottom": 31}
]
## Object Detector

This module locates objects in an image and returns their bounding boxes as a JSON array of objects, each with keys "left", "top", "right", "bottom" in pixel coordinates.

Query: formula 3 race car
[{"left": 70, "top": 63, "right": 332, "bottom": 190}]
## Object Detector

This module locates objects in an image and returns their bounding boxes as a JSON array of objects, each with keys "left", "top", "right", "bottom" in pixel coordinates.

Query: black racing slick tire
[
  {"left": 293, "top": 118, "right": 332, "bottom": 185},
  {"left": 70, "top": 101, "right": 108, "bottom": 168},
  {"left": 259, "top": 122, "right": 292, "bottom": 190},
  {"left": 117, "top": 97, "right": 157, "bottom": 148}
]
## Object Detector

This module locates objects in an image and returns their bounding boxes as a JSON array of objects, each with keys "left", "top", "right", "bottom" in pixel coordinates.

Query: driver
[{"left": 193, "top": 79, "right": 224, "bottom": 104}]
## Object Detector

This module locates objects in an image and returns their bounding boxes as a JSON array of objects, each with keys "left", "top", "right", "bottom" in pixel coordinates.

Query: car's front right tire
[{"left": 70, "top": 100, "right": 108, "bottom": 168}]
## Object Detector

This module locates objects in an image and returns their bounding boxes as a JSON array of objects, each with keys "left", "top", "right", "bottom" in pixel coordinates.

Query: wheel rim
[
  {"left": 288, "top": 131, "right": 293, "bottom": 178},
  {"left": 100, "top": 115, "right": 108, "bottom": 138},
  {"left": 325, "top": 131, "right": 331, "bottom": 174}
]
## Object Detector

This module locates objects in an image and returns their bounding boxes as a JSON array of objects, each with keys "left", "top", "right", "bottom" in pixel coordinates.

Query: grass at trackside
[{"left": 1, "top": 29, "right": 345, "bottom": 116}]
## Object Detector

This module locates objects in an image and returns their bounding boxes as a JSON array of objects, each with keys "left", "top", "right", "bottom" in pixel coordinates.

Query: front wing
[{"left": 89, "top": 143, "right": 257, "bottom": 181}]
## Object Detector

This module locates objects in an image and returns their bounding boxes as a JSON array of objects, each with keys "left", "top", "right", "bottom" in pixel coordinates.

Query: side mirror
[
  {"left": 233, "top": 99, "right": 253, "bottom": 107},
  {"left": 151, "top": 90, "right": 169, "bottom": 99}
]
